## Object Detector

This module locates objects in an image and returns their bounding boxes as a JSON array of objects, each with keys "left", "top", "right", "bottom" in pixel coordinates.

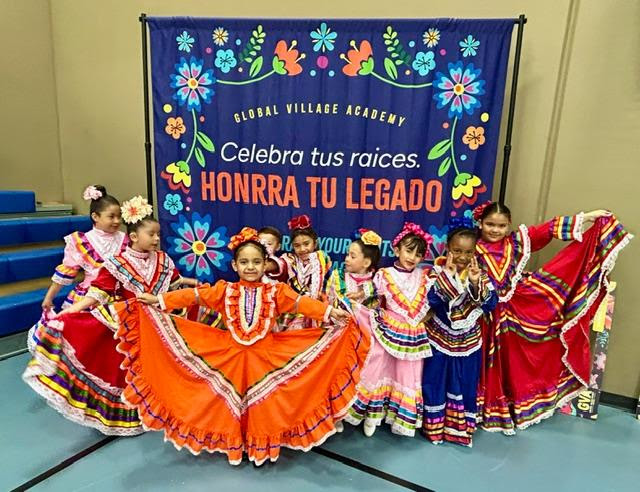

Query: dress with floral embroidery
[{"left": 277, "top": 250, "right": 332, "bottom": 330}]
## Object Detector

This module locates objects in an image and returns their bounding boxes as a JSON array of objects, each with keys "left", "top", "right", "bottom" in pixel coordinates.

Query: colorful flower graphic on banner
[
  {"left": 170, "top": 57, "right": 216, "bottom": 111},
  {"left": 212, "top": 27, "right": 229, "bottom": 46},
  {"left": 161, "top": 26, "right": 308, "bottom": 195},
  {"left": 168, "top": 213, "right": 231, "bottom": 280},
  {"left": 163, "top": 193, "right": 184, "bottom": 216},
  {"left": 151, "top": 19, "right": 512, "bottom": 271},
  {"left": 176, "top": 31, "right": 195, "bottom": 52},
  {"left": 459, "top": 35, "right": 480, "bottom": 57},
  {"left": 428, "top": 62, "right": 488, "bottom": 207},
  {"left": 434, "top": 62, "right": 485, "bottom": 118},
  {"left": 423, "top": 28, "right": 440, "bottom": 48},
  {"left": 272, "top": 40, "right": 306, "bottom": 75},
  {"left": 310, "top": 22, "right": 338, "bottom": 53},
  {"left": 215, "top": 49, "right": 237, "bottom": 73}
]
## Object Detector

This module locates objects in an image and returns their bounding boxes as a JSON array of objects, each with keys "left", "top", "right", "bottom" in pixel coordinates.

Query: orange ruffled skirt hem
[{"left": 112, "top": 301, "right": 370, "bottom": 465}]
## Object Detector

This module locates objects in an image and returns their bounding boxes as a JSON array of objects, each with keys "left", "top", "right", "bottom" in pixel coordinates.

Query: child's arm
[
  {"left": 57, "top": 266, "right": 116, "bottom": 315},
  {"left": 527, "top": 210, "right": 610, "bottom": 252},
  {"left": 276, "top": 283, "right": 349, "bottom": 323},
  {"left": 42, "top": 282, "right": 65, "bottom": 310},
  {"left": 150, "top": 281, "right": 227, "bottom": 312},
  {"left": 176, "top": 276, "right": 199, "bottom": 288},
  {"left": 44, "top": 237, "right": 83, "bottom": 309},
  {"left": 372, "top": 270, "right": 388, "bottom": 309},
  {"left": 427, "top": 253, "right": 464, "bottom": 309},
  {"left": 466, "top": 258, "right": 497, "bottom": 312},
  {"left": 266, "top": 254, "right": 290, "bottom": 281},
  {"left": 58, "top": 296, "right": 98, "bottom": 315}
]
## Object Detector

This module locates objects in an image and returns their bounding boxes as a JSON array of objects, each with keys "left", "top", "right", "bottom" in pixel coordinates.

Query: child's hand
[
  {"left": 330, "top": 307, "right": 350, "bottom": 324},
  {"left": 584, "top": 209, "right": 611, "bottom": 224},
  {"left": 137, "top": 293, "right": 159, "bottom": 305},
  {"left": 445, "top": 251, "right": 456, "bottom": 274},
  {"left": 346, "top": 289, "right": 365, "bottom": 303},
  {"left": 468, "top": 256, "right": 481, "bottom": 286},
  {"left": 41, "top": 298, "right": 54, "bottom": 310}
]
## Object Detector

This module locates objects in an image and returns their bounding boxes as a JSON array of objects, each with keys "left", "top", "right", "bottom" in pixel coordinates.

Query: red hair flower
[
  {"left": 228, "top": 227, "right": 260, "bottom": 251},
  {"left": 472, "top": 200, "right": 493, "bottom": 221},
  {"left": 288, "top": 214, "right": 312, "bottom": 231}
]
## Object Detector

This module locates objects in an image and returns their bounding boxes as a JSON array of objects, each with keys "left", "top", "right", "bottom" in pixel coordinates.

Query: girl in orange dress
[{"left": 124, "top": 227, "right": 370, "bottom": 465}]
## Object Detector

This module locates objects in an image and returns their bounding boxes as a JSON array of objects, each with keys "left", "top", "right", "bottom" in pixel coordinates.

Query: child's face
[
  {"left": 232, "top": 244, "right": 266, "bottom": 282},
  {"left": 345, "top": 242, "right": 371, "bottom": 274},
  {"left": 479, "top": 213, "right": 510, "bottom": 242},
  {"left": 259, "top": 233, "right": 280, "bottom": 253},
  {"left": 393, "top": 242, "right": 423, "bottom": 271},
  {"left": 92, "top": 204, "right": 121, "bottom": 233},
  {"left": 130, "top": 221, "right": 161, "bottom": 252},
  {"left": 448, "top": 235, "right": 476, "bottom": 272},
  {"left": 292, "top": 234, "right": 316, "bottom": 260}
]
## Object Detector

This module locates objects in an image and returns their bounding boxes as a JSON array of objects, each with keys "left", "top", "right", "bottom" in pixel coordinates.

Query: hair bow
[
  {"left": 448, "top": 216, "right": 477, "bottom": 231},
  {"left": 392, "top": 221, "right": 433, "bottom": 248}
]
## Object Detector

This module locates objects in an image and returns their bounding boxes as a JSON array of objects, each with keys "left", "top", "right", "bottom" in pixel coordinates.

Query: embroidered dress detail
[
  {"left": 326, "top": 267, "right": 377, "bottom": 309},
  {"left": 103, "top": 248, "right": 174, "bottom": 296},
  {"left": 376, "top": 267, "right": 432, "bottom": 324},
  {"left": 224, "top": 282, "right": 277, "bottom": 345}
]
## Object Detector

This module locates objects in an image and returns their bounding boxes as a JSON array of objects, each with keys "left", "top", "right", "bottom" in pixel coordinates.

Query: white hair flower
[{"left": 121, "top": 196, "right": 153, "bottom": 224}]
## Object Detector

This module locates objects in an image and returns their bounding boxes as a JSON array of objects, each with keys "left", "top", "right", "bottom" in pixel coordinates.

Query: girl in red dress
[{"left": 474, "top": 202, "right": 631, "bottom": 433}]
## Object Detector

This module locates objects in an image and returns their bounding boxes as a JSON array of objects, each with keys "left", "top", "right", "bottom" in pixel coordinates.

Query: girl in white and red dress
[
  {"left": 346, "top": 222, "right": 434, "bottom": 437},
  {"left": 272, "top": 215, "right": 332, "bottom": 330},
  {"left": 27, "top": 185, "right": 127, "bottom": 352},
  {"left": 23, "top": 196, "right": 196, "bottom": 435},
  {"left": 325, "top": 229, "right": 381, "bottom": 311}
]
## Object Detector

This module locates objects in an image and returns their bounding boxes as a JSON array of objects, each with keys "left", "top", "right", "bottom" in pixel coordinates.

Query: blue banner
[{"left": 149, "top": 17, "right": 513, "bottom": 281}]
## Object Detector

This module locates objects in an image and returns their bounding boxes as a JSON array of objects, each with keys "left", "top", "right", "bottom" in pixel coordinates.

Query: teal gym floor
[{"left": 2, "top": 348, "right": 639, "bottom": 491}]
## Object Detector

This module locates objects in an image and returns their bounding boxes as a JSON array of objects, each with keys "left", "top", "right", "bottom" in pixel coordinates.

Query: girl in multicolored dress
[
  {"left": 325, "top": 229, "right": 382, "bottom": 433},
  {"left": 421, "top": 217, "right": 497, "bottom": 447},
  {"left": 474, "top": 202, "right": 632, "bottom": 434},
  {"left": 23, "top": 196, "right": 196, "bottom": 436},
  {"left": 131, "top": 227, "right": 369, "bottom": 465},
  {"left": 325, "top": 229, "right": 381, "bottom": 310},
  {"left": 276, "top": 214, "right": 333, "bottom": 330},
  {"left": 27, "top": 185, "right": 127, "bottom": 352},
  {"left": 347, "top": 222, "right": 434, "bottom": 437}
]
